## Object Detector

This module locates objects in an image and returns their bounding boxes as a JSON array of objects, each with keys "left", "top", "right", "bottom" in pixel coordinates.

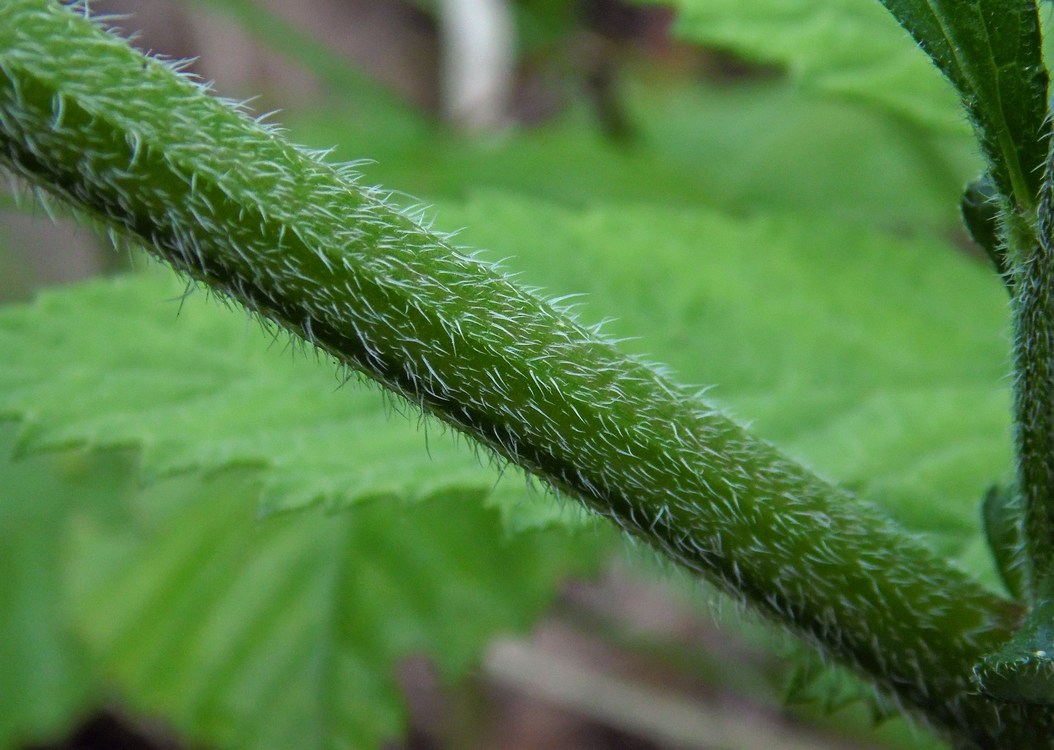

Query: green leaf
[
  {"left": 634, "top": 0, "right": 1049, "bottom": 211},
  {"left": 0, "top": 249, "right": 606, "bottom": 749},
  {"left": 982, "top": 483, "right": 1027, "bottom": 600},
  {"left": 512, "top": 0, "right": 578, "bottom": 53},
  {"left": 0, "top": 425, "right": 133, "bottom": 749},
  {"left": 58, "top": 465, "right": 602, "bottom": 750},
  {"left": 962, "top": 174, "right": 1009, "bottom": 283},
  {"left": 0, "top": 267, "right": 582, "bottom": 532},
  {"left": 631, "top": 0, "right": 964, "bottom": 133},
  {"left": 0, "top": 430, "right": 604, "bottom": 750},
  {"left": 874, "top": 0, "right": 1048, "bottom": 211},
  {"left": 289, "top": 78, "right": 981, "bottom": 231}
]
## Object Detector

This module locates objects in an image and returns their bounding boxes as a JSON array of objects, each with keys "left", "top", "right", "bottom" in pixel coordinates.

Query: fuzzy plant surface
[{"left": 3, "top": 0, "right": 1054, "bottom": 749}]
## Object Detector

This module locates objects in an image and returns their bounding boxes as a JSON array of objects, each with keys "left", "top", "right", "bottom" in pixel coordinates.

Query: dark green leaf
[
  {"left": 961, "top": 174, "right": 1010, "bottom": 284},
  {"left": 982, "top": 483, "right": 1027, "bottom": 599},
  {"left": 877, "top": 0, "right": 1049, "bottom": 210}
]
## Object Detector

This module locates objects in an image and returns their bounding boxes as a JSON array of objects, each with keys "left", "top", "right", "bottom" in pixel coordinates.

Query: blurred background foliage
[{"left": 0, "top": 0, "right": 1021, "bottom": 748}]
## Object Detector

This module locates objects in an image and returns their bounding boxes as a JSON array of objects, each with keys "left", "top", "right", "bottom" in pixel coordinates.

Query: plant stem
[
  {"left": 0, "top": 2, "right": 1049, "bottom": 746},
  {"left": 974, "top": 151, "right": 1054, "bottom": 704},
  {"left": 1014, "top": 226, "right": 1054, "bottom": 595}
]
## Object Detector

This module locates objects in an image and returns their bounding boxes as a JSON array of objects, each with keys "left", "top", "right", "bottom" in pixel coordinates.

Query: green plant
[{"left": 2, "top": 0, "right": 1054, "bottom": 748}]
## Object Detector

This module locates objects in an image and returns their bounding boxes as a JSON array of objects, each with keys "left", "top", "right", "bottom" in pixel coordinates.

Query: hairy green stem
[
  {"left": 1015, "top": 236, "right": 1054, "bottom": 593},
  {"left": 975, "top": 145, "right": 1054, "bottom": 704},
  {"left": 0, "top": 2, "right": 1049, "bottom": 746}
]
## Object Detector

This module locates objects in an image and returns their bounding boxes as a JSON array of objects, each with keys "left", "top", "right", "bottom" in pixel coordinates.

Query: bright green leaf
[
  {"left": 289, "top": 78, "right": 980, "bottom": 231},
  {"left": 0, "top": 267, "right": 583, "bottom": 532},
  {"left": 0, "top": 432, "right": 604, "bottom": 750},
  {"left": 631, "top": 0, "right": 965, "bottom": 134},
  {"left": 0, "top": 425, "right": 135, "bottom": 749},
  {"left": 58, "top": 466, "right": 602, "bottom": 750}
]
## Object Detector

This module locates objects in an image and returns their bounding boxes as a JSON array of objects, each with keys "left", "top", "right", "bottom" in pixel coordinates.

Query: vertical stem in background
[
  {"left": 1015, "top": 225, "right": 1054, "bottom": 600},
  {"left": 973, "top": 180, "right": 1054, "bottom": 703},
  {"left": 438, "top": 0, "right": 515, "bottom": 132}
]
